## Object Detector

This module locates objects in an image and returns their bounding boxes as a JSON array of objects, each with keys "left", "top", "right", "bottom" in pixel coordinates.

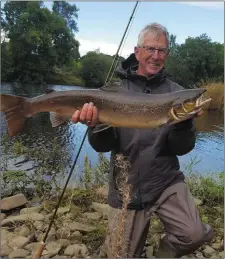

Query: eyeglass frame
[{"left": 138, "top": 45, "right": 169, "bottom": 56}]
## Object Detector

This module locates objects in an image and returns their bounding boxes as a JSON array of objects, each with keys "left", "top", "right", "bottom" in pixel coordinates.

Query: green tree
[
  {"left": 80, "top": 51, "right": 114, "bottom": 88},
  {"left": 1, "top": 1, "right": 80, "bottom": 83},
  {"left": 52, "top": 1, "right": 79, "bottom": 32},
  {"left": 166, "top": 34, "right": 224, "bottom": 88}
]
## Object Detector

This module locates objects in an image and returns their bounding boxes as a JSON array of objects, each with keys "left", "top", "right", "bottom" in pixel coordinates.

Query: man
[{"left": 71, "top": 23, "right": 214, "bottom": 258}]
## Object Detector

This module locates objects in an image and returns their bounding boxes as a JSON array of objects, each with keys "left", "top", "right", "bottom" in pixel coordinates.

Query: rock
[
  {"left": 9, "top": 235, "right": 29, "bottom": 249},
  {"left": 89, "top": 202, "right": 109, "bottom": 218},
  {"left": 52, "top": 256, "right": 69, "bottom": 259},
  {"left": 211, "top": 242, "right": 222, "bottom": 251},
  {"left": 84, "top": 212, "right": 102, "bottom": 221},
  {"left": 18, "top": 225, "right": 30, "bottom": 237},
  {"left": 46, "top": 241, "right": 62, "bottom": 257},
  {"left": 56, "top": 227, "right": 71, "bottom": 239},
  {"left": 24, "top": 242, "right": 40, "bottom": 252},
  {"left": 0, "top": 244, "right": 13, "bottom": 256},
  {"left": 0, "top": 193, "right": 27, "bottom": 211},
  {"left": 193, "top": 197, "right": 203, "bottom": 206},
  {"left": 20, "top": 206, "right": 42, "bottom": 214},
  {"left": 202, "top": 246, "right": 216, "bottom": 258},
  {"left": 57, "top": 207, "right": 70, "bottom": 215},
  {"left": 146, "top": 246, "right": 154, "bottom": 257},
  {"left": 218, "top": 251, "right": 224, "bottom": 258},
  {"left": 8, "top": 249, "right": 30, "bottom": 258},
  {"left": 70, "top": 231, "right": 82, "bottom": 241},
  {"left": 195, "top": 251, "right": 204, "bottom": 258},
  {"left": 1, "top": 213, "right": 45, "bottom": 226},
  {"left": 58, "top": 239, "right": 71, "bottom": 248},
  {"left": 1, "top": 213, "right": 6, "bottom": 220},
  {"left": 64, "top": 244, "right": 89, "bottom": 257},
  {"left": 34, "top": 221, "right": 47, "bottom": 231},
  {"left": 68, "top": 222, "right": 97, "bottom": 233}
]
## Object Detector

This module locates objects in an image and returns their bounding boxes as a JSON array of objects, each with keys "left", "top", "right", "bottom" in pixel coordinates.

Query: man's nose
[{"left": 151, "top": 50, "right": 160, "bottom": 59}]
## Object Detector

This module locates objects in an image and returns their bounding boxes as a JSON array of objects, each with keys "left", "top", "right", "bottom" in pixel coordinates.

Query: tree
[
  {"left": 52, "top": 1, "right": 79, "bottom": 32},
  {"left": 166, "top": 34, "right": 224, "bottom": 88},
  {"left": 80, "top": 51, "right": 114, "bottom": 88},
  {"left": 1, "top": 1, "right": 80, "bottom": 83}
]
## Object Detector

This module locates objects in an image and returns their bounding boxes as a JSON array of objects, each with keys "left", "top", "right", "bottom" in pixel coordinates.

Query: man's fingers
[
  {"left": 91, "top": 106, "right": 99, "bottom": 127},
  {"left": 79, "top": 103, "right": 89, "bottom": 123},
  {"left": 71, "top": 110, "right": 80, "bottom": 124},
  {"left": 86, "top": 102, "right": 94, "bottom": 124}
]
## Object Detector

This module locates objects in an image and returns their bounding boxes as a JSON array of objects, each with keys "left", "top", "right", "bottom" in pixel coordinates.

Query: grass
[{"left": 200, "top": 80, "right": 224, "bottom": 111}]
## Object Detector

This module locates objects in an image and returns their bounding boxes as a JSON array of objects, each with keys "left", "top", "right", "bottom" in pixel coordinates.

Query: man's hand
[
  {"left": 196, "top": 109, "right": 204, "bottom": 117},
  {"left": 71, "top": 102, "right": 99, "bottom": 127}
]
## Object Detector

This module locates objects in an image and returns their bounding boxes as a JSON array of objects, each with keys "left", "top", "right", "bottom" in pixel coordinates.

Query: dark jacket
[{"left": 88, "top": 53, "right": 196, "bottom": 210}]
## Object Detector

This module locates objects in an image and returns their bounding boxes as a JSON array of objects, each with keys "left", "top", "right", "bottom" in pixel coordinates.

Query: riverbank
[
  {"left": 0, "top": 176, "right": 224, "bottom": 259},
  {"left": 1, "top": 150, "right": 224, "bottom": 259}
]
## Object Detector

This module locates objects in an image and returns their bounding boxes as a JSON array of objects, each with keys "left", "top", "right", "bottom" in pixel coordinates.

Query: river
[{"left": 1, "top": 82, "right": 224, "bottom": 181}]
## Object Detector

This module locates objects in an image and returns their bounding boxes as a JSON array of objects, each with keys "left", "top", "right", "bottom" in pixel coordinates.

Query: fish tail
[{"left": 0, "top": 94, "right": 32, "bottom": 137}]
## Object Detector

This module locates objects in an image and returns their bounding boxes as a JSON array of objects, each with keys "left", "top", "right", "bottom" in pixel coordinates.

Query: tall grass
[{"left": 200, "top": 81, "right": 224, "bottom": 111}]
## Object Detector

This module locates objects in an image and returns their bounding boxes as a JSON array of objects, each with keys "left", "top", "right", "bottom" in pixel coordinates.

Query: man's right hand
[{"left": 71, "top": 102, "right": 99, "bottom": 127}]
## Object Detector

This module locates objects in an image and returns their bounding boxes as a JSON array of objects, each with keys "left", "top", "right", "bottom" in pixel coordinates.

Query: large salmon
[{"left": 0, "top": 87, "right": 211, "bottom": 137}]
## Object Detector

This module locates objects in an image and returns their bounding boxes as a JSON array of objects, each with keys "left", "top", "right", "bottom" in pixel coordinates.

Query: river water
[{"left": 1, "top": 82, "right": 224, "bottom": 180}]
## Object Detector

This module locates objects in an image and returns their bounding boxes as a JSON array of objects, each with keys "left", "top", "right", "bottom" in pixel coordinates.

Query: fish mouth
[{"left": 168, "top": 92, "right": 212, "bottom": 124}]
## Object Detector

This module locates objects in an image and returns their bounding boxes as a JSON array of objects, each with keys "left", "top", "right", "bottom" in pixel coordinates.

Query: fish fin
[
  {"left": 100, "top": 82, "right": 128, "bottom": 92},
  {"left": 49, "top": 112, "right": 70, "bottom": 127},
  {"left": 92, "top": 124, "right": 112, "bottom": 133},
  {"left": 0, "top": 94, "right": 31, "bottom": 137}
]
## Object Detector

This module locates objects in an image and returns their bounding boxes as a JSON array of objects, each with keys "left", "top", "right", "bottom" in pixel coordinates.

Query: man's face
[{"left": 134, "top": 32, "right": 169, "bottom": 78}]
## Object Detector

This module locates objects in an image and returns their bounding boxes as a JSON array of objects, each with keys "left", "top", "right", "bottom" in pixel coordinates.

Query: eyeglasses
[{"left": 139, "top": 46, "right": 169, "bottom": 56}]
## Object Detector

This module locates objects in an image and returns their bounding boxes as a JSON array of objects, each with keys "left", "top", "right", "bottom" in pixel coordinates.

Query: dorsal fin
[{"left": 99, "top": 82, "right": 128, "bottom": 92}]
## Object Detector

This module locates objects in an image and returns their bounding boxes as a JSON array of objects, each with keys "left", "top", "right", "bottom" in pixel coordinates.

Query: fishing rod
[{"left": 33, "top": 2, "right": 140, "bottom": 258}]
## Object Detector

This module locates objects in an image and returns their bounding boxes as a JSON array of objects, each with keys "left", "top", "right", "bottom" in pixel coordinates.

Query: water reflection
[{"left": 1, "top": 82, "right": 224, "bottom": 176}]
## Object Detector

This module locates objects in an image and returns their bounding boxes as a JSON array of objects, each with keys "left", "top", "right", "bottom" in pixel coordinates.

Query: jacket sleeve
[
  {"left": 88, "top": 125, "right": 118, "bottom": 153},
  {"left": 167, "top": 118, "right": 196, "bottom": 156}
]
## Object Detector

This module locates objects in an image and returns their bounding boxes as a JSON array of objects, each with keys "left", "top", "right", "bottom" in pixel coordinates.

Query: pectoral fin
[
  {"left": 92, "top": 124, "right": 112, "bottom": 133},
  {"left": 50, "top": 112, "right": 70, "bottom": 127}
]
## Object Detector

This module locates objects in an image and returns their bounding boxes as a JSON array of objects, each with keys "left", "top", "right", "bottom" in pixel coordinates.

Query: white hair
[{"left": 137, "top": 23, "right": 170, "bottom": 48}]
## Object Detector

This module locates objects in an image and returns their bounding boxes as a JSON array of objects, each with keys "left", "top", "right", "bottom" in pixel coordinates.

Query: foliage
[
  {"left": 80, "top": 50, "right": 114, "bottom": 87},
  {"left": 166, "top": 34, "right": 224, "bottom": 88},
  {"left": 1, "top": 1, "right": 80, "bottom": 83}
]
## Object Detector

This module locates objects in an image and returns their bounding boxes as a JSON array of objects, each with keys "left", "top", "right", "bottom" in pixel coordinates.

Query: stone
[
  {"left": 57, "top": 206, "right": 70, "bottom": 215},
  {"left": 0, "top": 244, "right": 13, "bottom": 256},
  {"left": 8, "top": 249, "right": 30, "bottom": 258},
  {"left": 20, "top": 206, "right": 42, "bottom": 214},
  {"left": 193, "top": 197, "right": 203, "bottom": 206},
  {"left": 64, "top": 244, "right": 89, "bottom": 257},
  {"left": 34, "top": 221, "right": 47, "bottom": 231},
  {"left": 211, "top": 242, "right": 222, "bottom": 251},
  {"left": 89, "top": 202, "right": 109, "bottom": 218},
  {"left": 146, "top": 246, "right": 154, "bottom": 257},
  {"left": 70, "top": 231, "right": 82, "bottom": 241},
  {"left": 68, "top": 222, "right": 97, "bottom": 233},
  {"left": 218, "top": 251, "right": 224, "bottom": 258},
  {"left": 56, "top": 227, "right": 71, "bottom": 239},
  {"left": 46, "top": 241, "right": 62, "bottom": 257},
  {"left": 24, "top": 242, "right": 40, "bottom": 252},
  {"left": 58, "top": 239, "right": 71, "bottom": 248},
  {"left": 1, "top": 213, "right": 45, "bottom": 226},
  {"left": 83, "top": 212, "right": 102, "bottom": 221},
  {"left": 0, "top": 193, "right": 27, "bottom": 211},
  {"left": 1, "top": 213, "right": 6, "bottom": 220},
  {"left": 18, "top": 225, "right": 30, "bottom": 237},
  {"left": 202, "top": 246, "right": 216, "bottom": 258},
  {"left": 195, "top": 251, "right": 204, "bottom": 258},
  {"left": 9, "top": 235, "right": 29, "bottom": 249}
]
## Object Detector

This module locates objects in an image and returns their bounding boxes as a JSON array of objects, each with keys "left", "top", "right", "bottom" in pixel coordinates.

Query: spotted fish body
[{"left": 0, "top": 87, "right": 211, "bottom": 137}]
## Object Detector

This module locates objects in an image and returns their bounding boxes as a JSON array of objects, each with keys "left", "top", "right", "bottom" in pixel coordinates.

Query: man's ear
[{"left": 134, "top": 46, "right": 140, "bottom": 61}]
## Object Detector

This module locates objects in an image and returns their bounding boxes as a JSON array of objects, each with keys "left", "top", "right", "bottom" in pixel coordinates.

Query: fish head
[{"left": 168, "top": 88, "right": 212, "bottom": 124}]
